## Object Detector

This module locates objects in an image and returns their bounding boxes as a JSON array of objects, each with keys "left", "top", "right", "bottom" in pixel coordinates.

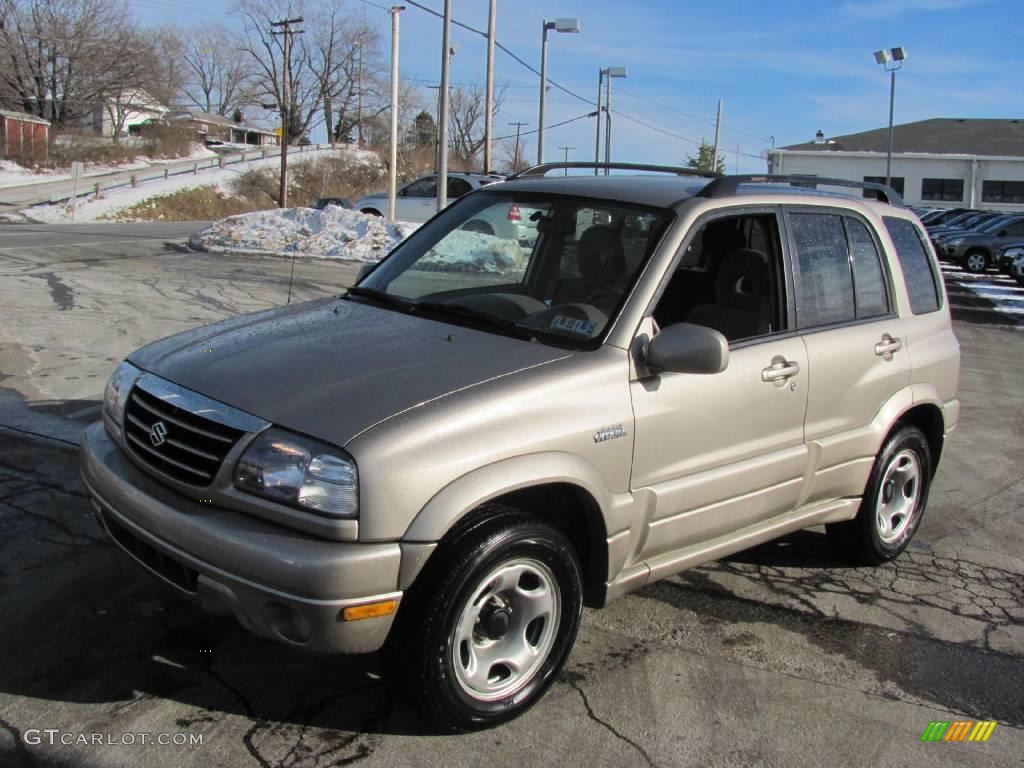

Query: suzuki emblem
[{"left": 149, "top": 421, "right": 169, "bottom": 447}]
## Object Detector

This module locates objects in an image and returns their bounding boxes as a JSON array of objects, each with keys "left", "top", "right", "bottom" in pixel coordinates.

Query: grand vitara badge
[{"left": 594, "top": 424, "right": 627, "bottom": 443}]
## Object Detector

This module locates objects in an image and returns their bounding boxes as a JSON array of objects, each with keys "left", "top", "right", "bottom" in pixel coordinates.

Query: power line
[
  {"left": 615, "top": 87, "right": 772, "bottom": 144},
  {"left": 494, "top": 111, "right": 596, "bottom": 141}
]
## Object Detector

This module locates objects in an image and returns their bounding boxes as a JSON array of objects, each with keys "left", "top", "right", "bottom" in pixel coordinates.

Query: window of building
[
  {"left": 981, "top": 180, "right": 1024, "bottom": 204},
  {"left": 883, "top": 218, "right": 941, "bottom": 315},
  {"left": 863, "top": 176, "right": 905, "bottom": 197},
  {"left": 921, "top": 178, "right": 964, "bottom": 202}
]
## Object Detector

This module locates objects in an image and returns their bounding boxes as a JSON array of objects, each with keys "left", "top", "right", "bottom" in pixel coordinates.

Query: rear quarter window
[{"left": 883, "top": 217, "right": 942, "bottom": 314}]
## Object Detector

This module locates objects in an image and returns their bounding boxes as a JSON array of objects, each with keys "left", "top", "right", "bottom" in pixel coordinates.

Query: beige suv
[{"left": 81, "top": 164, "right": 960, "bottom": 731}]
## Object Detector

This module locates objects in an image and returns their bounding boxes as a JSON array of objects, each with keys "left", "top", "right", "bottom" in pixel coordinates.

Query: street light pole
[
  {"left": 600, "top": 67, "right": 626, "bottom": 175},
  {"left": 484, "top": 0, "right": 496, "bottom": 172},
  {"left": 537, "top": 17, "right": 579, "bottom": 165},
  {"left": 387, "top": 5, "right": 404, "bottom": 222},
  {"left": 437, "top": 0, "right": 452, "bottom": 212},
  {"left": 594, "top": 69, "right": 603, "bottom": 176},
  {"left": 874, "top": 47, "right": 906, "bottom": 188}
]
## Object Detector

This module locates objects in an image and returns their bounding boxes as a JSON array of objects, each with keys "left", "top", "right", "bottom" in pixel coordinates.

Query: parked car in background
[
  {"left": 920, "top": 208, "right": 971, "bottom": 226},
  {"left": 997, "top": 243, "right": 1024, "bottom": 278},
  {"left": 1009, "top": 250, "right": 1024, "bottom": 286},
  {"left": 311, "top": 197, "right": 352, "bottom": 210},
  {"left": 931, "top": 214, "right": 1016, "bottom": 253},
  {"left": 937, "top": 215, "right": 1024, "bottom": 273},
  {"left": 354, "top": 172, "right": 505, "bottom": 222}
]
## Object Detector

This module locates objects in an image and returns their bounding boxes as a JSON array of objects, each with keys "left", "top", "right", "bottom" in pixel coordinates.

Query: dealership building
[{"left": 766, "top": 118, "right": 1024, "bottom": 212}]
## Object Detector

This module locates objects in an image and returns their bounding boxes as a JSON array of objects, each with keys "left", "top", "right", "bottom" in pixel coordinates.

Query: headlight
[
  {"left": 103, "top": 361, "right": 141, "bottom": 427},
  {"left": 234, "top": 428, "right": 358, "bottom": 518},
  {"left": 947, "top": 238, "right": 964, "bottom": 247},
  {"left": 1004, "top": 248, "right": 1024, "bottom": 259}
]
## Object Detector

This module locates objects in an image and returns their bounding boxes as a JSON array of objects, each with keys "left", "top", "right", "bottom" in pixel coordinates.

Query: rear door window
[
  {"left": 883, "top": 217, "right": 941, "bottom": 314},
  {"left": 845, "top": 218, "right": 890, "bottom": 318},
  {"left": 789, "top": 213, "right": 856, "bottom": 328}
]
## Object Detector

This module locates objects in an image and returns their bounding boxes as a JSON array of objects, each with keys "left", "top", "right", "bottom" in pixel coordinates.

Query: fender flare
[{"left": 402, "top": 452, "right": 614, "bottom": 543}]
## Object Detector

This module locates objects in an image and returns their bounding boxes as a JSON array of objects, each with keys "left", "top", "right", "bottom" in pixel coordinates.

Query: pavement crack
[{"left": 566, "top": 677, "right": 658, "bottom": 768}]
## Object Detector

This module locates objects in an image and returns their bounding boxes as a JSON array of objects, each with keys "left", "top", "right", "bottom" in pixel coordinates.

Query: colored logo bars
[{"left": 921, "top": 721, "right": 997, "bottom": 743}]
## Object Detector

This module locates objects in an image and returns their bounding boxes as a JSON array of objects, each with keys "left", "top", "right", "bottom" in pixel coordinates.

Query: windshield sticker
[{"left": 551, "top": 315, "right": 596, "bottom": 336}]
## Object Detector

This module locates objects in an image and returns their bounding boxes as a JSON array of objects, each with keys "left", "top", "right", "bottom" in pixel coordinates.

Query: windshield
[
  {"left": 356, "top": 191, "right": 672, "bottom": 348},
  {"left": 976, "top": 216, "right": 1015, "bottom": 233}
]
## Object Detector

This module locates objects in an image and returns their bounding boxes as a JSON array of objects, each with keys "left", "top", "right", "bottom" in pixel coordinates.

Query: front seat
[
  {"left": 687, "top": 248, "right": 771, "bottom": 341},
  {"left": 553, "top": 226, "right": 626, "bottom": 314}
]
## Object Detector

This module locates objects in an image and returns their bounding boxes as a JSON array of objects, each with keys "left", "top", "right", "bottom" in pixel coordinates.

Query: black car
[{"left": 311, "top": 197, "right": 353, "bottom": 210}]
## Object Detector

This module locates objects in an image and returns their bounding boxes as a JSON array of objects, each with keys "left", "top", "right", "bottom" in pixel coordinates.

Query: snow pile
[
  {"left": 421, "top": 230, "right": 526, "bottom": 274},
  {"left": 189, "top": 206, "right": 417, "bottom": 262}
]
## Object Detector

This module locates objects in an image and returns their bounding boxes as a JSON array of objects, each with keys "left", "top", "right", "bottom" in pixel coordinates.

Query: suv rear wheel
[
  {"left": 826, "top": 425, "right": 932, "bottom": 565},
  {"left": 396, "top": 507, "right": 583, "bottom": 731}
]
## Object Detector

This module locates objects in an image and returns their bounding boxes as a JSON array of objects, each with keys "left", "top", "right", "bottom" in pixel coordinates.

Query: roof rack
[
  {"left": 697, "top": 175, "right": 905, "bottom": 207},
  {"left": 508, "top": 162, "right": 722, "bottom": 180}
]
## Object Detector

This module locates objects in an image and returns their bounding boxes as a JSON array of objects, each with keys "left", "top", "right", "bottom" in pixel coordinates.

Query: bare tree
[
  {"left": 0, "top": 0, "right": 157, "bottom": 127},
  {"left": 448, "top": 83, "right": 506, "bottom": 168},
  {"left": 178, "top": 24, "right": 257, "bottom": 117},
  {"left": 499, "top": 136, "right": 528, "bottom": 174},
  {"left": 233, "top": 0, "right": 321, "bottom": 145},
  {"left": 306, "top": 1, "right": 380, "bottom": 149}
]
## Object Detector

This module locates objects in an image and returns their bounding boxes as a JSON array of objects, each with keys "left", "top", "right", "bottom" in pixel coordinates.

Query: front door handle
[
  {"left": 875, "top": 334, "right": 903, "bottom": 358},
  {"left": 761, "top": 358, "right": 801, "bottom": 382}
]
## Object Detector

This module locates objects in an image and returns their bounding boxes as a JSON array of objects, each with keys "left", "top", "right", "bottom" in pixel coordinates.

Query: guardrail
[{"left": 48, "top": 143, "right": 343, "bottom": 205}]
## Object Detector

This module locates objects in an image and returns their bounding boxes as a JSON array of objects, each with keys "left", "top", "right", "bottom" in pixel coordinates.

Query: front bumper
[{"left": 81, "top": 422, "right": 403, "bottom": 653}]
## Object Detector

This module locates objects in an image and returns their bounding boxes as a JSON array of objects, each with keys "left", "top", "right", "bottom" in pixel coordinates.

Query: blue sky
[{"left": 132, "top": 0, "right": 1023, "bottom": 172}]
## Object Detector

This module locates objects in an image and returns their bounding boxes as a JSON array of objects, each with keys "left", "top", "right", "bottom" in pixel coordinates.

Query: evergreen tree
[{"left": 685, "top": 140, "right": 726, "bottom": 174}]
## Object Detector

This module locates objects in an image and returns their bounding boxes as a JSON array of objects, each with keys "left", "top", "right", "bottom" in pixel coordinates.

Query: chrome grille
[{"left": 124, "top": 383, "right": 246, "bottom": 486}]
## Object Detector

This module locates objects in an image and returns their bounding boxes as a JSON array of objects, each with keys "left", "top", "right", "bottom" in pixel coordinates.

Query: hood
[{"left": 128, "top": 298, "right": 570, "bottom": 446}]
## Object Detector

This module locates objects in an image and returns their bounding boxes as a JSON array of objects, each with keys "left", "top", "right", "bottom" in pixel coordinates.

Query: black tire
[
  {"left": 394, "top": 506, "right": 583, "bottom": 732},
  {"left": 962, "top": 250, "right": 989, "bottom": 274},
  {"left": 826, "top": 425, "right": 932, "bottom": 565},
  {"left": 361, "top": 208, "right": 382, "bottom": 217},
  {"left": 462, "top": 219, "right": 495, "bottom": 235},
  {"left": 1016, "top": 275, "right": 1024, "bottom": 288}
]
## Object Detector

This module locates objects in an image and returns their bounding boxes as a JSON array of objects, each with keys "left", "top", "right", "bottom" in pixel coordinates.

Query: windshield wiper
[
  {"left": 411, "top": 301, "right": 537, "bottom": 342},
  {"left": 344, "top": 286, "right": 413, "bottom": 313}
]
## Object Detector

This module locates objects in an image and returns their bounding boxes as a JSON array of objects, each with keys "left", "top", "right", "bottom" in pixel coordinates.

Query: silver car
[
  {"left": 82, "top": 165, "right": 960, "bottom": 731},
  {"left": 354, "top": 172, "right": 504, "bottom": 222}
]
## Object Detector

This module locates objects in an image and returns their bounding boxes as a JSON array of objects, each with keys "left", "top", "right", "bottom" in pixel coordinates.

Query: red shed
[{"left": 0, "top": 109, "right": 50, "bottom": 161}]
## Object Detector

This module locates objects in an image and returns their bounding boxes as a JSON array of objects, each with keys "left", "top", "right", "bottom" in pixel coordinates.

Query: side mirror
[
  {"left": 355, "top": 263, "right": 375, "bottom": 284},
  {"left": 646, "top": 323, "right": 729, "bottom": 375}
]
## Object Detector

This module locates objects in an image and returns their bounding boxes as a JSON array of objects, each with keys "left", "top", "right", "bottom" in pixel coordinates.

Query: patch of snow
[
  {"left": 189, "top": 206, "right": 417, "bottom": 262},
  {"left": 421, "top": 230, "right": 526, "bottom": 273}
]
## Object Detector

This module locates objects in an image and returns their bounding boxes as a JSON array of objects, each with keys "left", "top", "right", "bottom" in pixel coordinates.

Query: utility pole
[
  {"left": 388, "top": 6, "right": 404, "bottom": 221},
  {"left": 357, "top": 39, "right": 364, "bottom": 147},
  {"left": 594, "top": 70, "right": 603, "bottom": 176},
  {"left": 711, "top": 99, "right": 723, "bottom": 176},
  {"left": 603, "top": 74, "right": 612, "bottom": 175},
  {"left": 484, "top": 0, "right": 496, "bottom": 173},
  {"left": 559, "top": 145, "right": 574, "bottom": 173},
  {"left": 508, "top": 122, "right": 528, "bottom": 172},
  {"left": 271, "top": 16, "right": 304, "bottom": 209},
  {"left": 437, "top": 0, "right": 451, "bottom": 211},
  {"left": 736, "top": 144, "right": 740, "bottom": 174}
]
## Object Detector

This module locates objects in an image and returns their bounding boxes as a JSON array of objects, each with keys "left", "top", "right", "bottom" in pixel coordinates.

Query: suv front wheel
[
  {"left": 826, "top": 425, "right": 932, "bottom": 565},
  {"left": 962, "top": 250, "right": 989, "bottom": 273},
  {"left": 397, "top": 507, "right": 583, "bottom": 731}
]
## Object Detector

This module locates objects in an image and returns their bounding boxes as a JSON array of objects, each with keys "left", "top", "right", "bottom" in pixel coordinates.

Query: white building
[
  {"left": 766, "top": 118, "right": 1024, "bottom": 212},
  {"left": 86, "top": 89, "right": 167, "bottom": 138}
]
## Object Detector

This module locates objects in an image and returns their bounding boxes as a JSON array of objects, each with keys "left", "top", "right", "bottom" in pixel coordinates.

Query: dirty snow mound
[{"left": 189, "top": 206, "right": 417, "bottom": 261}]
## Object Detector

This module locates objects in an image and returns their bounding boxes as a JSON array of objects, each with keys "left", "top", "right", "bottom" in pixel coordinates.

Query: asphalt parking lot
[{"left": 0, "top": 223, "right": 1021, "bottom": 768}]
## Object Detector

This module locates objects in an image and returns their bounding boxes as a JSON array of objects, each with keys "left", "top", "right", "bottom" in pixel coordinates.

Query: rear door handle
[
  {"left": 761, "top": 359, "right": 801, "bottom": 382},
  {"left": 875, "top": 335, "right": 903, "bottom": 357}
]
